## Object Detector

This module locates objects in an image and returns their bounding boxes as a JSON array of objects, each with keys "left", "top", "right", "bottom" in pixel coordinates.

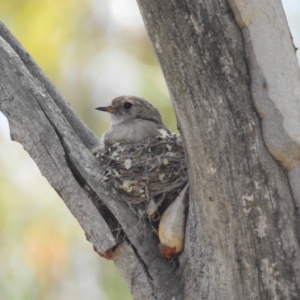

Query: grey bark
[
  {"left": 1, "top": 0, "right": 300, "bottom": 299},
  {"left": 136, "top": 0, "right": 300, "bottom": 299},
  {"left": 0, "top": 22, "right": 182, "bottom": 300}
]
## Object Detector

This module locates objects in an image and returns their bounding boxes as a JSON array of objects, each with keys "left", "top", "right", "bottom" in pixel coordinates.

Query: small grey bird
[{"left": 96, "top": 96, "right": 170, "bottom": 148}]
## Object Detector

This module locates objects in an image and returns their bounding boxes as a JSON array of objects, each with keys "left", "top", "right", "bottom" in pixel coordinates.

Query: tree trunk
[
  {"left": 136, "top": 0, "right": 300, "bottom": 298},
  {"left": 1, "top": 0, "right": 300, "bottom": 299}
]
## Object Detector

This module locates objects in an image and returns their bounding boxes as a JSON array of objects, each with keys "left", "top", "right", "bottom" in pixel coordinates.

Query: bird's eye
[{"left": 124, "top": 102, "right": 133, "bottom": 109}]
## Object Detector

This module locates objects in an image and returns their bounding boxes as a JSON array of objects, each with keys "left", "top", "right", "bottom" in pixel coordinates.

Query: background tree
[{"left": 1, "top": 0, "right": 300, "bottom": 299}]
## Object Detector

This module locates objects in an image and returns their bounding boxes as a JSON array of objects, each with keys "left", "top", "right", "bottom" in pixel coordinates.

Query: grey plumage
[{"left": 96, "top": 96, "right": 170, "bottom": 148}]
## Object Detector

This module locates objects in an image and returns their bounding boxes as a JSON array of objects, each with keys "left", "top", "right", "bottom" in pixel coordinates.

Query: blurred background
[{"left": 0, "top": 1, "right": 299, "bottom": 299}]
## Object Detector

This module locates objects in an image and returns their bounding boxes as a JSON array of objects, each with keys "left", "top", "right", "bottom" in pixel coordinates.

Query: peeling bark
[{"left": 227, "top": 0, "right": 300, "bottom": 209}]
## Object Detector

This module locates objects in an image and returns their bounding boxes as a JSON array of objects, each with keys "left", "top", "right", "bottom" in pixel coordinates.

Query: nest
[{"left": 93, "top": 133, "right": 188, "bottom": 222}]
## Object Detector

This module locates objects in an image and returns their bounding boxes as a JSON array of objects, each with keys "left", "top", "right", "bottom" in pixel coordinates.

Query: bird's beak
[{"left": 95, "top": 106, "right": 115, "bottom": 113}]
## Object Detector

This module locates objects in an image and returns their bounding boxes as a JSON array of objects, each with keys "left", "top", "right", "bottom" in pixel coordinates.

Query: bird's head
[{"left": 96, "top": 95, "right": 163, "bottom": 126}]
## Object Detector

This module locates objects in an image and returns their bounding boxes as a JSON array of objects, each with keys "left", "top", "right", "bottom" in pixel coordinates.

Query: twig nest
[{"left": 94, "top": 133, "right": 188, "bottom": 222}]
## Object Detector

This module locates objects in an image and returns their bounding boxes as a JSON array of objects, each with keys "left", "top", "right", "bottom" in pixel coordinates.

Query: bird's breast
[{"left": 103, "top": 120, "right": 161, "bottom": 148}]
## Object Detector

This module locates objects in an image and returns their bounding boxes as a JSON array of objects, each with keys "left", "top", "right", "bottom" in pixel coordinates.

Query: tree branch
[
  {"left": 0, "top": 32, "right": 116, "bottom": 254},
  {"left": 0, "top": 22, "right": 183, "bottom": 299},
  {"left": 0, "top": 22, "right": 99, "bottom": 150}
]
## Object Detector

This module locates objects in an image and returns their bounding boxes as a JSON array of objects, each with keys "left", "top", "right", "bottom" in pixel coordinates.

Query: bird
[{"left": 95, "top": 96, "right": 170, "bottom": 148}]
